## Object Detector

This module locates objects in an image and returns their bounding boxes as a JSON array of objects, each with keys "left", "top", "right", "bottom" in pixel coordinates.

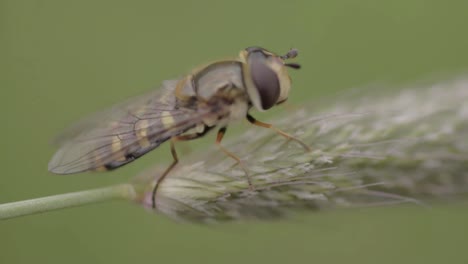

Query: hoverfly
[{"left": 48, "top": 46, "right": 310, "bottom": 208}]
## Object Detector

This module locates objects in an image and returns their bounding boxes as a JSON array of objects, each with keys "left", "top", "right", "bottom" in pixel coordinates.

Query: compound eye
[{"left": 250, "top": 58, "right": 280, "bottom": 110}]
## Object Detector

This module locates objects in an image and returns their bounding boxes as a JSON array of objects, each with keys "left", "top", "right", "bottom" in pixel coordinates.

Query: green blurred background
[{"left": 1, "top": 0, "right": 468, "bottom": 263}]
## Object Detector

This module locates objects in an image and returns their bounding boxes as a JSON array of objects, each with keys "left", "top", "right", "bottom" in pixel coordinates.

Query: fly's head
[{"left": 239, "top": 47, "right": 301, "bottom": 111}]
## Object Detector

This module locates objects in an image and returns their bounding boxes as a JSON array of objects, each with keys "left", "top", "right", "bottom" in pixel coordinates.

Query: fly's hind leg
[
  {"left": 246, "top": 114, "right": 311, "bottom": 152},
  {"left": 151, "top": 129, "right": 212, "bottom": 209},
  {"left": 216, "top": 127, "right": 253, "bottom": 189},
  {"left": 151, "top": 139, "right": 179, "bottom": 209}
]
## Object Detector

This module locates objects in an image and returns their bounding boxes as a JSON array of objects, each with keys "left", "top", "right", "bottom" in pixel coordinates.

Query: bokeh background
[{"left": 1, "top": 0, "right": 468, "bottom": 263}]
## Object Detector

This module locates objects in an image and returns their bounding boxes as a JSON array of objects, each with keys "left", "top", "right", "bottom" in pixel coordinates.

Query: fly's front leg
[
  {"left": 216, "top": 127, "right": 253, "bottom": 189},
  {"left": 246, "top": 114, "right": 311, "bottom": 151}
]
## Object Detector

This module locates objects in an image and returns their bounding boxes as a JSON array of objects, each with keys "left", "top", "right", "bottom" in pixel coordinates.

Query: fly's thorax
[
  {"left": 239, "top": 48, "right": 293, "bottom": 112},
  {"left": 198, "top": 90, "right": 250, "bottom": 127},
  {"left": 200, "top": 101, "right": 249, "bottom": 127},
  {"left": 174, "top": 60, "right": 248, "bottom": 108},
  {"left": 224, "top": 95, "right": 250, "bottom": 122},
  {"left": 192, "top": 61, "right": 246, "bottom": 99}
]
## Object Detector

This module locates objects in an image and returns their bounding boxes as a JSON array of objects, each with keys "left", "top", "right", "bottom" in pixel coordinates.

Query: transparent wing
[{"left": 48, "top": 79, "right": 213, "bottom": 174}]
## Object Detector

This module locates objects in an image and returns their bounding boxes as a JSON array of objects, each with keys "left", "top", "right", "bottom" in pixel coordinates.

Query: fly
[{"left": 48, "top": 46, "right": 310, "bottom": 209}]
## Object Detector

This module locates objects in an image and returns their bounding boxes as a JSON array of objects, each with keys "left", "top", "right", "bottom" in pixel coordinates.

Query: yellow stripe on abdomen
[
  {"left": 135, "top": 119, "right": 151, "bottom": 148},
  {"left": 161, "top": 111, "right": 175, "bottom": 129},
  {"left": 111, "top": 136, "right": 126, "bottom": 162}
]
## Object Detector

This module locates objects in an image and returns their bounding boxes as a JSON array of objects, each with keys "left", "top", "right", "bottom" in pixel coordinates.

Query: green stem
[{"left": 0, "top": 184, "right": 136, "bottom": 220}]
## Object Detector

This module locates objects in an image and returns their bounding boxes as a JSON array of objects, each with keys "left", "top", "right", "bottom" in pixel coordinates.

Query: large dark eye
[{"left": 249, "top": 55, "right": 280, "bottom": 110}]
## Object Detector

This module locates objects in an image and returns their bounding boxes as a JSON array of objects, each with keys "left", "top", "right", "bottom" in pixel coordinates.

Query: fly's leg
[
  {"left": 152, "top": 127, "right": 254, "bottom": 209},
  {"left": 152, "top": 139, "right": 179, "bottom": 209},
  {"left": 216, "top": 127, "right": 253, "bottom": 189},
  {"left": 246, "top": 114, "right": 311, "bottom": 152},
  {"left": 151, "top": 129, "right": 212, "bottom": 209}
]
